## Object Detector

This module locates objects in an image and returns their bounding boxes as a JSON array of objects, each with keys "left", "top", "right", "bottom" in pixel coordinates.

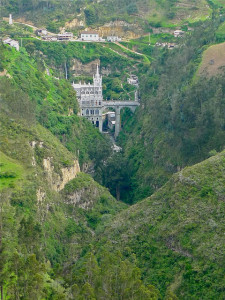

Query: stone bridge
[{"left": 103, "top": 100, "right": 140, "bottom": 137}]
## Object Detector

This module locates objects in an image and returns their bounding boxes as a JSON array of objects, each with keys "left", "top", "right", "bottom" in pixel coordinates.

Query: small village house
[
  {"left": 3, "top": 38, "right": 19, "bottom": 51},
  {"left": 80, "top": 31, "right": 99, "bottom": 41}
]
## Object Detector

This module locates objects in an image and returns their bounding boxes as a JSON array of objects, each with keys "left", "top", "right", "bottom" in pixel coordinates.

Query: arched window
[
  {"left": 95, "top": 109, "right": 99, "bottom": 115},
  {"left": 86, "top": 109, "right": 89, "bottom": 115}
]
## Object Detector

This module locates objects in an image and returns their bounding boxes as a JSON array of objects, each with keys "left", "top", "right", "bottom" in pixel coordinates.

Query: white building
[
  {"left": 3, "top": 38, "right": 19, "bottom": 51},
  {"left": 107, "top": 36, "right": 121, "bottom": 42},
  {"left": 80, "top": 31, "right": 99, "bottom": 41},
  {"left": 127, "top": 75, "right": 138, "bottom": 87},
  {"left": 72, "top": 65, "right": 104, "bottom": 131},
  {"left": 174, "top": 30, "right": 184, "bottom": 37}
]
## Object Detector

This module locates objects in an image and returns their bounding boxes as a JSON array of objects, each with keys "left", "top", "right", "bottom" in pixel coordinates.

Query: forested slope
[
  {"left": 96, "top": 149, "right": 225, "bottom": 299},
  {"left": 0, "top": 40, "right": 161, "bottom": 298},
  {"left": 119, "top": 19, "right": 225, "bottom": 202},
  {"left": 0, "top": 0, "right": 211, "bottom": 33},
  {"left": 0, "top": 80, "right": 128, "bottom": 298}
]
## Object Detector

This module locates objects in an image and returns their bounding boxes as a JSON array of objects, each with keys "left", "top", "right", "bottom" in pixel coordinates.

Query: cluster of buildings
[
  {"left": 36, "top": 29, "right": 74, "bottom": 41},
  {"left": 78, "top": 31, "right": 121, "bottom": 42},
  {"left": 36, "top": 28, "right": 122, "bottom": 43}
]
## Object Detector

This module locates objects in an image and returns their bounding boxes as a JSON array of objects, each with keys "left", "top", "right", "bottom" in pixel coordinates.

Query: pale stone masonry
[
  {"left": 72, "top": 65, "right": 140, "bottom": 137},
  {"left": 72, "top": 65, "right": 104, "bottom": 131}
]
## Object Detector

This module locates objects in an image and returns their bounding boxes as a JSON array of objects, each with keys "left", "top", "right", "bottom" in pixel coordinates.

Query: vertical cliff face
[{"left": 43, "top": 158, "right": 80, "bottom": 191}]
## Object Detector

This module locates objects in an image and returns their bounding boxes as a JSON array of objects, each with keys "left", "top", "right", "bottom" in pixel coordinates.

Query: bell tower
[{"left": 93, "top": 64, "right": 102, "bottom": 87}]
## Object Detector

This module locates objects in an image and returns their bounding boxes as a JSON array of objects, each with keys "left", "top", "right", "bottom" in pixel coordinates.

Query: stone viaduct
[
  {"left": 72, "top": 65, "right": 140, "bottom": 137},
  {"left": 102, "top": 100, "right": 140, "bottom": 137}
]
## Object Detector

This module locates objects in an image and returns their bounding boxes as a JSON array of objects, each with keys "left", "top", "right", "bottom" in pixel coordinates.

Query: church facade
[{"left": 72, "top": 66, "right": 104, "bottom": 131}]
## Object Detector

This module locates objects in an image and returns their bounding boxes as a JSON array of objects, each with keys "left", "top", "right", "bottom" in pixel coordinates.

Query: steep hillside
[
  {"left": 0, "top": 42, "right": 113, "bottom": 168},
  {"left": 0, "top": 51, "right": 144, "bottom": 298},
  {"left": 1, "top": 0, "right": 211, "bottom": 34},
  {"left": 118, "top": 19, "right": 225, "bottom": 202},
  {"left": 96, "top": 150, "right": 225, "bottom": 299},
  {"left": 0, "top": 37, "right": 163, "bottom": 298}
]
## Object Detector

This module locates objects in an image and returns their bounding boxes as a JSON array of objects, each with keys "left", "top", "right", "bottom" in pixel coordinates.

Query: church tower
[{"left": 93, "top": 64, "right": 102, "bottom": 87}]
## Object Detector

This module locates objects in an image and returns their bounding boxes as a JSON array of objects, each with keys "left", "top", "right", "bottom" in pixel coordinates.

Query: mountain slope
[
  {"left": 118, "top": 19, "right": 225, "bottom": 202},
  {"left": 0, "top": 65, "right": 129, "bottom": 299},
  {"left": 1, "top": 0, "right": 211, "bottom": 33},
  {"left": 97, "top": 149, "right": 225, "bottom": 298}
]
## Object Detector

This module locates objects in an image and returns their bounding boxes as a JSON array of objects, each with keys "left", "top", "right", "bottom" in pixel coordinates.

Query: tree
[
  {"left": 84, "top": 6, "right": 98, "bottom": 26},
  {"left": 0, "top": 190, "right": 16, "bottom": 300},
  {"left": 103, "top": 152, "right": 131, "bottom": 201}
]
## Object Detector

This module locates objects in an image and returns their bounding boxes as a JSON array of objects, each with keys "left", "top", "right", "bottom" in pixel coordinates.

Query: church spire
[
  {"left": 96, "top": 64, "right": 99, "bottom": 76},
  {"left": 93, "top": 63, "right": 102, "bottom": 87}
]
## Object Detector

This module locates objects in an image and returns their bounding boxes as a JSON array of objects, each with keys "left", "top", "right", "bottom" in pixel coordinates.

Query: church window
[{"left": 86, "top": 109, "right": 89, "bottom": 115}]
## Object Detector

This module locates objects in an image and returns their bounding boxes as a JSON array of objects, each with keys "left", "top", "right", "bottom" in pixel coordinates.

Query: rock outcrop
[
  {"left": 65, "top": 187, "right": 100, "bottom": 209},
  {"left": 43, "top": 157, "right": 80, "bottom": 191}
]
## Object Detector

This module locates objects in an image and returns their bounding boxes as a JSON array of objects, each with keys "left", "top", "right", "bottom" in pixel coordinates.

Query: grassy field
[
  {"left": 0, "top": 151, "right": 25, "bottom": 190},
  {"left": 197, "top": 42, "right": 225, "bottom": 77}
]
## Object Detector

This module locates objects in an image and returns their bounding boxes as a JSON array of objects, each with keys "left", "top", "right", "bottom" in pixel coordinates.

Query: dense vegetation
[
  {"left": 118, "top": 18, "right": 225, "bottom": 202},
  {"left": 1, "top": 1, "right": 225, "bottom": 299},
  {"left": 0, "top": 0, "right": 212, "bottom": 33},
  {"left": 96, "top": 149, "right": 225, "bottom": 299},
  {"left": 0, "top": 42, "right": 112, "bottom": 167},
  {"left": 0, "top": 43, "right": 160, "bottom": 298}
]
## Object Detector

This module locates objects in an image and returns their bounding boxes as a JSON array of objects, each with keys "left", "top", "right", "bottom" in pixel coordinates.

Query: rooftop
[{"left": 81, "top": 31, "right": 99, "bottom": 35}]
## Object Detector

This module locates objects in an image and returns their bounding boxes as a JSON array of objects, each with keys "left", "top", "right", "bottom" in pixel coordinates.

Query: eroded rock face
[
  {"left": 60, "top": 18, "right": 85, "bottom": 31},
  {"left": 71, "top": 59, "right": 102, "bottom": 77},
  {"left": 98, "top": 21, "right": 143, "bottom": 39},
  {"left": 36, "top": 188, "right": 46, "bottom": 203},
  {"left": 65, "top": 187, "right": 100, "bottom": 210},
  {"left": 43, "top": 158, "right": 80, "bottom": 191}
]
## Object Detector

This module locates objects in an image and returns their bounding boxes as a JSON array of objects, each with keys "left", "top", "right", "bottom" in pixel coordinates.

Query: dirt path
[{"left": 114, "top": 42, "right": 144, "bottom": 56}]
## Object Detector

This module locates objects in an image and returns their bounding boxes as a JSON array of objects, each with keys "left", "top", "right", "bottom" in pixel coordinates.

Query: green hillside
[
  {"left": 118, "top": 19, "right": 225, "bottom": 202},
  {"left": 1, "top": 3, "right": 225, "bottom": 299},
  {"left": 0, "top": 98, "right": 129, "bottom": 298},
  {"left": 97, "top": 149, "right": 225, "bottom": 299},
  {"left": 0, "top": 0, "right": 211, "bottom": 33}
]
